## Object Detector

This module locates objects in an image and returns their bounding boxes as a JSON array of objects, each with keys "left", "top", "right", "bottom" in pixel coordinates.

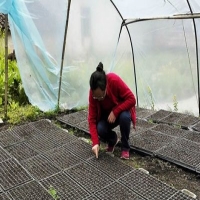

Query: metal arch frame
[
  {"left": 113, "top": 3, "right": 200, "bottom": 116},
  {"left": 185, "top": 0, "right": 200, "bottom": 116},
  {"left": 110, "top": 0, "right": 139, "bottom": 107}
]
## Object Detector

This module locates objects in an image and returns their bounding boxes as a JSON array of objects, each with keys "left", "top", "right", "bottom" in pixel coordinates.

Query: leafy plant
[
  {"left": 48, "top": 185, "right": 60, "bottom": 200},
  {"left": 173, "top": 95, "right": 178, "bottom": 112},
  {"left": 147, "top": 86, "right": 155, "bottom": 111}
]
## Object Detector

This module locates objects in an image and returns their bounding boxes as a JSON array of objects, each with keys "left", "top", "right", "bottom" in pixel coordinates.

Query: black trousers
[{"left": 97, "top": 111, "right": 131, "bottom": 151}]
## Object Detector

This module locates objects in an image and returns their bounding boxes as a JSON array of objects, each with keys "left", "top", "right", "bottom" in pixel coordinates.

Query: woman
[{"left": 88, "top": 62, "right": 136, "bottom": 159}]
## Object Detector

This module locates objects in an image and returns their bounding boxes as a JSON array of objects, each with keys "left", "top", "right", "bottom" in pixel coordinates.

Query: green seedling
[{"left": 48, "top": 185, "right": 60, "bottom": 200}]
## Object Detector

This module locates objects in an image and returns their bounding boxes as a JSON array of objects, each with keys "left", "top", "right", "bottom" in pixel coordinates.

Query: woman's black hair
[{"left": 89, "top": 62, "right": 107, "bottom": 90}]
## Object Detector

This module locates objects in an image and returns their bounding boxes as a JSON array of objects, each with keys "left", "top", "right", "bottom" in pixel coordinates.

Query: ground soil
[{"left": 1, "top": 116, "right": 200, "bottom": 199}]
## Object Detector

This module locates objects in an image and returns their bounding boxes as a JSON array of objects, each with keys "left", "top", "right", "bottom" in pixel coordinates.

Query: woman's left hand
[{"left": 108, "top": 111, "right": 116, "bottom": 123}]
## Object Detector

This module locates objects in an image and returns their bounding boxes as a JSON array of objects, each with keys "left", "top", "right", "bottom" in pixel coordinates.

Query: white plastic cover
[{"left": 0, "top": 0, "right": 200, "bottom": 116}]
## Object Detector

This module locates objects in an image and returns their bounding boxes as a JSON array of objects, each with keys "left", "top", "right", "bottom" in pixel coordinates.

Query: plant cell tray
[
  {"left": 0, "top": 158, "right": 32, "bottom": 190},
  {"left": 31, "top": 119, "right": 62, "bottom": 133},
  {"left": 136, "top": 107, "right": 156, "bottom": 119},
  {"left": 5, "top": 142, "right": 38, "bottom": 162},
  {"left": 176, "top": 115, "right": 200, "bottom": 129},
  {"left": 136, "top": 118, "right": 157, "bottom": 129},
  {"left": 129, "top": 130, "right": 176, "bottom": 155},
  {"left": 21, "top": 154, "right": 60, "bottom": 180},
  {"left": 0, "top": 146, "right": 10, "bottom": 163},
  {"left": 11, "top": 123, "right": 42, "bottom": 141},
  {"left": 167, "top": 191, "right": 197, "bottom": 200},
  {"left": 87, "top": 153, "right": 135, "bottom": 179},
  {"left": 76, "top": 120, "right": 89, "bottom": 133},
  {"left": 159, "top": 112, "right": 186, "bottom": 125},
  {"left": 146, "top": 109, "right": 172, "bottom": 122},
  {"left": 8, "top": 181, "right": 53, "bottom": 200},
  {"left": 0, "top": 130, "right": 21, "bottom": 148},
  {"left": 151, "top": 124, "right": 189, "bottom": 138},
  {"left": 95, "top": 181, "right": 146, "bottom": 200},
  {"left": 56, "top": 110, "right": 88, "bottom": 126},
  {"left": 63, "top": 139, "right": 94, "bottom": 160},
  {"left": 40, "top": 172, "right": 90, "bottom": 200},
  {"left": 26, "top": 130, "right": 77, "bottom": 153},
  {"left": 155, "top": 143, "right": 200, "bottom": 172},
  {"left": 43, "top": 145, "right": 84, "bottom": 170},
  {"left": 82, "top": 195, "right": 100, "bottom": 200},
  {"left": 183, "top": 131, "right": 200, "bottom": 143},
  {"left": 0, "top": 193, "right": 11, "bottom": 200},
  {"left": 190, "top": 121, "right": 200, "bottom": 132},
  {"left": 118, "top": 169, "right": 177, "bottom": 200},
  {"left": 64, "top": 162, "right": 114, "bottom": 193}
]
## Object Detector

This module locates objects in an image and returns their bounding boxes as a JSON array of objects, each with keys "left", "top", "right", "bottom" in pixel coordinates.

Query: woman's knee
[{"left": 119, "top": 111, "right": 131, "bottom": 123}]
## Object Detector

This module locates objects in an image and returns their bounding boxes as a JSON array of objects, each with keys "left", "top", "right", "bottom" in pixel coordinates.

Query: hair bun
[{"left": 96, "top": 62, "right": 103, "bottom": 72}]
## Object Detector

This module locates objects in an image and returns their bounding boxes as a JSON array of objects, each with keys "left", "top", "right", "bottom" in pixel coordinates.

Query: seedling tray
[
  {"left": 172, "top": 138, "right": 200, "bottom": 153},
  {"left": 82, "top": 195, "right": 100, "bottom": 200},
  {"left": 151, "top": 124, "right": 189, "bottom": 138},
  {"left": 176, "top": 115, "right": 200, "bottom": 129},
  {"left": 26, "top": 130, "right": 77, "bottom": 153},
  {"left": 159, "top": 112, "right": 185, "bottom": 125},
  {"left": 167, "top": 191, "right": 197, "bottom": 200},
  {"left": 0, "top": 147, "right": 10, "bottom": 163},
  {"left": 0, "top": 158, "right": 32, "bottom": 190},
  {"left": 76, "top": 120, "right": 89, "bottom": 133},
  {"left": 5, "top": 142, "right": 38, "bottom": 162},
  {"left": 21, "top": 155, "right": 60, "bottom": 180},
  {"left": 136, "top": 118, "right": 157, "bottom": 129},
  {"left": 63, "top": 139, "right": 94, "bottom": 160},
  {"left": 11, "top": 124, "right": 42, "bottom": 141},
  {"left": 0, "top": 192, "right": 11, "bottom": 200},
  {"left": 155, "top": 144, "right": 200, "bottom": 172},
  {"left": 146, "top": 109, "right": 172, "bottom": 122},
  {"left": 31, "top": 119, "right": 62, "bottom": 133},
  {"left": 44, "top": 145, "right": 84, "bottom": 170},
  {"left": 41, "top": 172, "right": 90, "bottom": 200},
  {"left": 183, "top": 131, "right": 200, "bottom": 143},
  {"left": 8, "top": 181, "right": 53, "bottom": 200},
  {"left": 129, "top": 130, "right": 176, "bottom": 155},
  {"left": 118, "top": 169, "right": 177, "bottom": 200},
  {"left": 0, "top": 130, "right": 21, "bottom": 148},
  {"left": 56, "top": 110, "right": 88, "bottom": 126},
  {"left": 190, "top": 121, "right": 200, "bottom": 132},
  {"left": 87, "top": 153, "right": 135, "bottom": 179},
  {"left": 95, "top": 181, "right": 146, "bottom": 200},
  {"left": 64, "top": 162, "right": 114, "bottom": 193},
  {"left": 136, "top": 107, "right": 156, "bottom": 119}
]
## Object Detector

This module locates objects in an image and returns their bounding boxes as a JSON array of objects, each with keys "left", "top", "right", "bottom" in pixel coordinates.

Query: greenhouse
[{"left": 1, "top": 0, "right": 200, "bottom": 115}]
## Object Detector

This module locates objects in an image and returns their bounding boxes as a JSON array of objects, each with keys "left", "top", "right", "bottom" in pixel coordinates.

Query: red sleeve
[
  {"left": 111, "top": 75, "right": 136, "bottom": 118},
  {"left": 88, "top": 90, "right": 99, "bottom": 146}
]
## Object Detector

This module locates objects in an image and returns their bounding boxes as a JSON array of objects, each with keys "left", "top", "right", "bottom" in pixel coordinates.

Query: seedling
[{"left": 48, "top": 185, "right": 60, "bottom": 200}]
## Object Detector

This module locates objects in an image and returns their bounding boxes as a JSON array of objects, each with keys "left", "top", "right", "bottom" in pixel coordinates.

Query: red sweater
[{"left": 88, "top": 73, "right": 136, "bottom": 146}]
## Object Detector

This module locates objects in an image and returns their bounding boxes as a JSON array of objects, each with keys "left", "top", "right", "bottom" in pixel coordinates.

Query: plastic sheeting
[{"left": 0, "top": 0, "right": 200, "bottom": 116}]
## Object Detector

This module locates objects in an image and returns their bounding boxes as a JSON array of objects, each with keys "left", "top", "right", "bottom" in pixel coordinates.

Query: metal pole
[
  {"left": 57, "top": 0, "right": 71, "bottom": 107},
  {"left": 4, "top": 14, "right": 8, "bottom": 119}
]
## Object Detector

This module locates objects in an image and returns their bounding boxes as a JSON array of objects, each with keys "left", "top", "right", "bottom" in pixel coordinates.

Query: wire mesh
[{"left": 0, "top": 146, "right": 10, "bottom": 163}]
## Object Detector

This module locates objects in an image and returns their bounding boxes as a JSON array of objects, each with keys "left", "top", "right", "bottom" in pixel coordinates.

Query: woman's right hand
[{"left": 92, "top": 144, "right": 99, "bottom": 158}]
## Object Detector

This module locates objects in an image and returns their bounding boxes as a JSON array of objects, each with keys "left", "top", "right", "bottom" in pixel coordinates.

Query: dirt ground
[{"left": 1, "top": 118, "right": 200, "bottom": 199}]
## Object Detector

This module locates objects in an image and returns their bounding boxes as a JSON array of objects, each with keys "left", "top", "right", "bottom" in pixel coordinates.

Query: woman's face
[{"left": 92, "top": 87, "right": 106, "bottom": 101}]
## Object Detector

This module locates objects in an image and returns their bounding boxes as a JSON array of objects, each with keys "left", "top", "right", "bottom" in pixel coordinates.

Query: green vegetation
[
  {"left": 173, "top": 95, "right": 178, "bottom": 112},
  {"left": 48, "top": 185, "right": 60, "bottom": 200}
]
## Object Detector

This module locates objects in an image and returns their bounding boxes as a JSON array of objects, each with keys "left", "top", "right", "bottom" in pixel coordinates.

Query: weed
[
  {"left": 147, "top": 86, "right": 155, "bottom": 111},
  {"left": 173, "top": 95, "right": 178, "bottom": 112}
]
